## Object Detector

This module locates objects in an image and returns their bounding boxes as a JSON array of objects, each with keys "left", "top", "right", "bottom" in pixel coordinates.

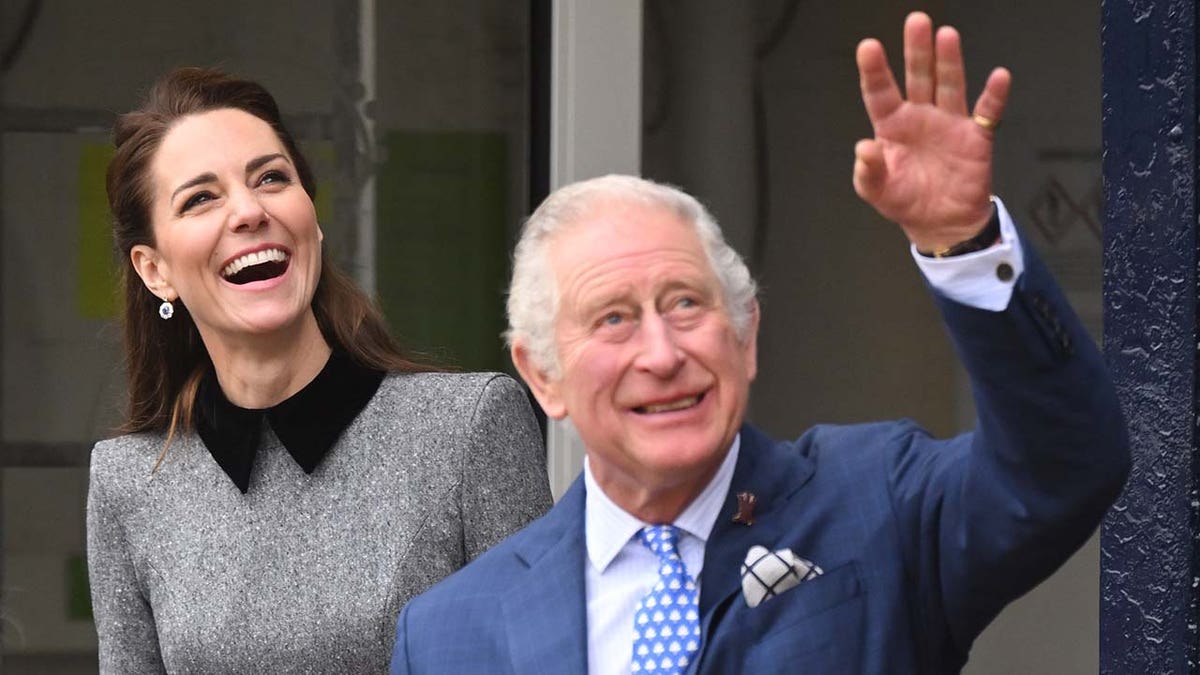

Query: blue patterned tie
[{"left": 631, "top": 524, "right": 700, "bottom": 674}]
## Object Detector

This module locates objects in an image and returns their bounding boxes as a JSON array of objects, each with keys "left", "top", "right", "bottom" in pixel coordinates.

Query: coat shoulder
[
  {"left": 89, "top": 433, "right": 167, "bottom": 491},
  {"left": 406, "top": 494, "right": 574, "bottom": 619},
  {"left": 379, "top": 370, "right": 521, "bottom": 401},
  {"left": 786, "top": 419, "right": 930, "bottom": 460},
  {"left": 372, "top": 371, "right": 530, "bottom": 421}
]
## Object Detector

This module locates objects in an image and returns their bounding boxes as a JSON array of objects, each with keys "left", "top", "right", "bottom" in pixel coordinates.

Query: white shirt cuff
[{"left": 911, "top": 196, "right": 1025, "bottom": 312}]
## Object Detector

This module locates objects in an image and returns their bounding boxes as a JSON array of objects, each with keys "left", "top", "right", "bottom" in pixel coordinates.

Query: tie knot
[{"left": 638, "top": 524, "right": 681, "bottom": 560}]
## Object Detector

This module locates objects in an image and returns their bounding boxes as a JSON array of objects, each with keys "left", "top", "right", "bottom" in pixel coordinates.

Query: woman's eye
[
  {"left": 258, "top": 170, "right": 291, "bottom": 186},
  {"left": 181, "top": 191, "right": 215, "bottom": 212}
]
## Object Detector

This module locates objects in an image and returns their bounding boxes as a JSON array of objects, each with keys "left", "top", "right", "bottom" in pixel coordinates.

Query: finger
[
  {"left": 934, "top": 26, "right": 968, "bottom": 115},
  {"left": 972, "top": 67, "right": 1012, "bottom": 131},
  {"left": 852, "top": 139, "right": 887, "bottom": 201},
  {"left": 857, "top": 38, "right": 902, "bottom": 126},
  {"left": 903, "top": 12, "right": 935, "bottom": 104}
]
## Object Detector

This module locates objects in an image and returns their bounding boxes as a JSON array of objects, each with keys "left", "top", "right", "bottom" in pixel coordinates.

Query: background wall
[
  {"left": 0, "top": 2, "right": 530, "bottom": 672},
  {"left": 2, "top": 1, "right": 1105, "bottom": 672},
  {"left": 952, "top": 2, "right": 1103, "bottom": 672},
  {"left": 642, "top": 1, "right": 1103, "bottom": 672}
]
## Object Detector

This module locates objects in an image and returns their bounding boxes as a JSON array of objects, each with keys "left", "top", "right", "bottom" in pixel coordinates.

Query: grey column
[{"left": 545, "top": 0, "right": 643, "bottom": 500}]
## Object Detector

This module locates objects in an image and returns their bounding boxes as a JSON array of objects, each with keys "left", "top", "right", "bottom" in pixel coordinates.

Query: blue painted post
[{"left": 1101, "top": 1, "right": 1198, "bottom": 672}]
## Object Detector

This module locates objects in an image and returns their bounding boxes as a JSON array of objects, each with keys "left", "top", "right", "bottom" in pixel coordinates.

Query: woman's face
[{"left": 131, "top": 108, "right": 323, "bottom": 344}]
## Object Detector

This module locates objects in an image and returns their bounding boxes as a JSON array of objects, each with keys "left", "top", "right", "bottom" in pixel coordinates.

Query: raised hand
[{"left": 853, "top": 12, "right": 1011, "bottom": 253}]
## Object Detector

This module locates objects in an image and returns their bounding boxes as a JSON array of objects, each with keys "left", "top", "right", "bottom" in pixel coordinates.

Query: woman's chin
[{"left": 201, "top": 306, "right": 317, "bottom": 342}]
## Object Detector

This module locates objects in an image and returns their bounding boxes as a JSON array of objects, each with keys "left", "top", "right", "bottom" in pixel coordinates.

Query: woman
[{"left": 86, "top": 67, "right": 551, "bottom": 673}]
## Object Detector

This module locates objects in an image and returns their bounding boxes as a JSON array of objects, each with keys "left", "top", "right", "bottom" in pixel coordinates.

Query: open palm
[{"left": 854, "top": 13, "right": 1011, "bottom": 253}]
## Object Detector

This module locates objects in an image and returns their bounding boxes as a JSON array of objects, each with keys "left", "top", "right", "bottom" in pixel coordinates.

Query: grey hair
[{"left": 506, "top": 174, "right": 758, "bottom": 376}]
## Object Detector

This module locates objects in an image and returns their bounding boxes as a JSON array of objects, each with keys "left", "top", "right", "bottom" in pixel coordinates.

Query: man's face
[{"left": 517, "top": 198, "right": 758, "bottom": 513}]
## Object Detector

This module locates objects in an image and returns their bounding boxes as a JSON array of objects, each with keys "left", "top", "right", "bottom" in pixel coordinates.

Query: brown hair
[{"left": 108, "top": 67, "right": 433, "bottom": 442}]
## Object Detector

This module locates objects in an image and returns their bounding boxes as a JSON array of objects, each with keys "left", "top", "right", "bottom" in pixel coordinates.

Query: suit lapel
[
  {"left": 495, "top": 427, "right": 814, "bottom": 674},
  {"left": 698, "top": 424, "right": 815, "bottom": 619},
  {"left": 502, "top": 478, "right": 590, "bottom": 674}
]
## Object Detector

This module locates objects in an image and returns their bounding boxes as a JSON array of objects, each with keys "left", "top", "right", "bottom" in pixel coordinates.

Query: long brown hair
[{"left": 108, "top": 67, "right": 432, "bottom": 441}]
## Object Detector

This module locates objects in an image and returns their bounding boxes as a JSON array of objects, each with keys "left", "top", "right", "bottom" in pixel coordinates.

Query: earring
[{"left": 158, "top": 299, "right": 174, "bottom": 320}]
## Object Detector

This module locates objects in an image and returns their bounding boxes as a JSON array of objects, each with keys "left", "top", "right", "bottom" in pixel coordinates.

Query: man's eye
[
  {"left": 603, "top": 312, "right": 624, "bottom": 326},
  {"left": 181, "top": 192, "right": 214, "bottom": 212}
]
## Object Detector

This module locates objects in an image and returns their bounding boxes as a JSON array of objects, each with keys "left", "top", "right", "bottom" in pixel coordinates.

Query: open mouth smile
[
  {"left": 221, "top": 248, "right": 290, "bottom": 285},
  {"left": 633, "top": 393, "right": 705, "bottom": 414}
]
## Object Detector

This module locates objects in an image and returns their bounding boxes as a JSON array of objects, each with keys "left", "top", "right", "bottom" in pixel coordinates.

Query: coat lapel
[
  {"left": 501, "top": 478, "right": 590, "bottom": 674},
  {"left": 495, "top": 427, "right": 814, "bottom": 674},
  {"left": 698, "top": 424, "right": 815, "bottom": 619}
]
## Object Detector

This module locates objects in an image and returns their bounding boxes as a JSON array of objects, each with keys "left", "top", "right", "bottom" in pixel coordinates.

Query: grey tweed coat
[{"left": 87, "top": 372, "right": 552, "bottom": 674}]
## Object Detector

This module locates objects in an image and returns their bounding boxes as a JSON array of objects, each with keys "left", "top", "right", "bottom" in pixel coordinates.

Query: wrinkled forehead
[{"left": 545, "top": 198, "right": 720, "bottom": 301}]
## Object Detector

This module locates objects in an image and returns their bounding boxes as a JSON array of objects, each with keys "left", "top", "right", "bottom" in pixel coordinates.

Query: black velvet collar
[{"left": 194, "top": 350, "right": 385, "bottom": 493}]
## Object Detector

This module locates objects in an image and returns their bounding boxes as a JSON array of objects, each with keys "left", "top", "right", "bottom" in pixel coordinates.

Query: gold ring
[{"left": 972, "top": 113, "right": 1000, "bottom": 131}]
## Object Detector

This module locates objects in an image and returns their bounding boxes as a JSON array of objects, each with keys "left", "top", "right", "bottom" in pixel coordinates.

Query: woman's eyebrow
[
  {"left": 246, "top": 153, "right": 289, "bottom": 174},
  {"left": 169, "top": 154, "right": 290, "bottom": 202},
  {"left": 171, "top": 172, "right": 216, "bottom": 202}
]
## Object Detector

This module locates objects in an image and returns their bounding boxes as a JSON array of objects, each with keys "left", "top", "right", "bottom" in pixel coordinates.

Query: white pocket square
[{"left": 740, "top": 545, "right": 823, "bottom": 608}]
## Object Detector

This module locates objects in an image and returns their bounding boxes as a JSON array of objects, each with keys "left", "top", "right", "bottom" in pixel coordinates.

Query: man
[{"left": 390, "top": 12, "right": 1129, "bottom": 674}]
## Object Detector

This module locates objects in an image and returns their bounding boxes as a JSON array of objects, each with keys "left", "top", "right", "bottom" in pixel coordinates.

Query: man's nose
[{"left": 634, "top": 312, "right": 685, "bottom": 377}]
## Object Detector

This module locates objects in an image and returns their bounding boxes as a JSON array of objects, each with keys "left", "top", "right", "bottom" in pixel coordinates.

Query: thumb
[{"left": 853, "top": 139, "right": 887, "bottom": 202}]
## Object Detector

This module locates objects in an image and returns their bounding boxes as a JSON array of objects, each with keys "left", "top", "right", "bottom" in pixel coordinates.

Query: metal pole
[
  {"left": 1, "top": 33, "right": 8, "bottom": 669},
  {"left": 332, "top": 0, "right": 366, "bottom": 287},
  {"left": 356, "top": 0, "right": 377, "bottom": 297}
]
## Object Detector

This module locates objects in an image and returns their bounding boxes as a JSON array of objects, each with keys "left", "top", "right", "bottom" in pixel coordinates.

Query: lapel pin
[{"left": 732, "top": 491, "right": 757, "bottom": 526}]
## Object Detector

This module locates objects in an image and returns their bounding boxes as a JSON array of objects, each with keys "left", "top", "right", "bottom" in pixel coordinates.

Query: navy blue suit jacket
[{"left": 389, "top": 244, "right": 1130, "bottom": 674}]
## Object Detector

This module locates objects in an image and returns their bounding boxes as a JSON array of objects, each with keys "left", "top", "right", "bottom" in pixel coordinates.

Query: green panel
[
  {"left": 67, "top": 554, "right": 92, "bottom": 621},
  {"left": 77, "top": 143, "right": 119, "bottom": 318},
  {"left": 375, "top": 131, "right": 509, "bottom": 371}
]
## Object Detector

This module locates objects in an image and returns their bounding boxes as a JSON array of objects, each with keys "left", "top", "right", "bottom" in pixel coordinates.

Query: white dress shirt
[
  {"left": 584, "top": 438, "right": 740, "bottom": 675},
  {"left": 583, "top": 197, "right": 1025, "bottom": 674},
  {"left": 911, "top": 196, "right": 1025, "bottom": 311}
]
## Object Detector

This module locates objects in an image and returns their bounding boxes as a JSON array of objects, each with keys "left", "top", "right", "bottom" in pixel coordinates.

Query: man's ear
[
  {"left": 130, "top": 244, "right": 177, "bottom": 301},
  {"left": 511, "top": 341, "right": 567, "bottom": 419},
  {"left": 742, "top": 299, "right": 761, "bottom": 382}
]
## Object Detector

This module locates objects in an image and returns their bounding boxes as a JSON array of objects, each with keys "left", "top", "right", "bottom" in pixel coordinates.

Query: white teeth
[
  {"left": 222, "top": 248, "right": 289, "bottom": 278},
  {"left": 642, "top": 396, "right": 700, "bottom": 414}
]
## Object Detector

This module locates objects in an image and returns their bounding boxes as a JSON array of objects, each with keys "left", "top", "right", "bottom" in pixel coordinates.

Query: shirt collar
[
  {"left": 584, "top": 434, "right": 742, "bottom": 573},
  {"left": 194, "top": 349, "right": 385, "bottom": 494}
]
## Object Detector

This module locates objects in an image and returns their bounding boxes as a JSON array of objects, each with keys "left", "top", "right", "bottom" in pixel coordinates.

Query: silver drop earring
[{"left": 158, "top": 299, "right": 174, "bottom": 320}]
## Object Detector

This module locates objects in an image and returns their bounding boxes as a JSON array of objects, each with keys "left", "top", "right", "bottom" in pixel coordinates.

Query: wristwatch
[{"left": 916, "top": 206, "right": 1001, "bottom": 258}]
